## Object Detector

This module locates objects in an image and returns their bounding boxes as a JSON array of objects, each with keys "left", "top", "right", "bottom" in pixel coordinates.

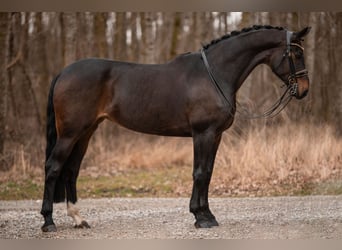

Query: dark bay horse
[{"left": 41, "top": 25, "right": 311, "bottom": 232}]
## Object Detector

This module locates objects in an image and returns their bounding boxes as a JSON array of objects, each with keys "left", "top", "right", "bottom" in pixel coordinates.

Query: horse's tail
[
  {"left": 45, "top": 74, "right": 65, "bottom": 203},
  {"left": 45, "top": 75, "right": 58, "bottom": 162}
]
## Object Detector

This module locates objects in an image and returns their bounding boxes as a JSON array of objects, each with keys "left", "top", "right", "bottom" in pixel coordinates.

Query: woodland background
[{"left": 0, "top": 12, "right": 341, "bottom": 198}]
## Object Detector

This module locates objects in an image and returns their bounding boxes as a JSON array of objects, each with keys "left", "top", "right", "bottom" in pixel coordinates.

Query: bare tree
[
  {"left": 169, "top": 12, "right": 182, "bottom": 59},
  {"left": 114, "top": 12, "right": 127, "bottom": 60},
  {"left": 140, "top": 12, "right": 157, "bottom": 63},
  {"left": 0, "top": 13, "right": 10, "bottom": 170},
  {"left": 94, "top": 12, "right": 108, "bottom": 58},
  {"left": 6, "top": 13, "right": 24, "bottom": 139},
  {"left": 129, "top": 12, "right": 141, "bottom": 62},
  {"left": 61, "top": 13, "right": 77, "bottom": 66}
]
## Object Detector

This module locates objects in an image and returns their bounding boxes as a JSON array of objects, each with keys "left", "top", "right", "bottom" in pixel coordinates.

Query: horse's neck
[{"left": 208, "top": 30, "right": 284, "bottom": 93}]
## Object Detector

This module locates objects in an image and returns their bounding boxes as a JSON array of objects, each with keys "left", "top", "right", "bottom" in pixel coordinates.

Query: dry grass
[
  {"left": 75, "top": 122, "right": 342, "bottom": 197},
  {"left": 213, "top": 123, "right": 342, "bottom": 196},
  {"left": 1, "top": 122, "right": 342, "bottom": 198},
  {"left": 82, "top": 127, "right": 193, "bottom": 174}
]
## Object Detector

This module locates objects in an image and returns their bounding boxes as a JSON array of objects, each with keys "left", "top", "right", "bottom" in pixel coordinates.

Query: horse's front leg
[{"left": 190, "top": 130, "right": 222, "bottom": 228}]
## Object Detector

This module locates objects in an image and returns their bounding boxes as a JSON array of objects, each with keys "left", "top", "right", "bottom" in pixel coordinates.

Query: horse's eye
[{"left": 294, "top": 50, "right": 303, "bottom": 59}]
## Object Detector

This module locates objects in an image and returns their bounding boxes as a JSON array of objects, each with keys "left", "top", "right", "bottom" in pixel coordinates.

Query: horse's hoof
[
  {"left": 209, "top": 219, "right": 219, "bottom": 227},
  {"left": 41, "top": 224, "right": 57, "bottom": 232},
  {"left": 194, "top": 219, "right": 219, "bottom": 228},
  {"left": 75, "top": 220, "right": 91, "bottom": 229}
]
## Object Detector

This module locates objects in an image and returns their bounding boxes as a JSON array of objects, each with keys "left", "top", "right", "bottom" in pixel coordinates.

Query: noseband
[{"left": 279, "top": 31, "right": 309, "bottom": 96}]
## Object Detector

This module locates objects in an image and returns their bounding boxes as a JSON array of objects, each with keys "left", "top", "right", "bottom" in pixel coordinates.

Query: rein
[{"left": 200, "top": 30, "right": 306, "bottom": 119}]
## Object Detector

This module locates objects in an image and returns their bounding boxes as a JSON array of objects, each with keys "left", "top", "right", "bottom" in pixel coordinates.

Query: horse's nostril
[{"left": 298, "top": 89, "right": 308, "bottom": 99}]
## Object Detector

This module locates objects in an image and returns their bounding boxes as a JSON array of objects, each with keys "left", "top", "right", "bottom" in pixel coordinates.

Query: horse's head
[{"left": 270, "top": 27, "right": 311, "bottom": 99}]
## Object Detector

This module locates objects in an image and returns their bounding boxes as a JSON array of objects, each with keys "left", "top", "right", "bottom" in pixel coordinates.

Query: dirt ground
[{"left": 1, "top": 196, "right": 342, "bottom": 239}]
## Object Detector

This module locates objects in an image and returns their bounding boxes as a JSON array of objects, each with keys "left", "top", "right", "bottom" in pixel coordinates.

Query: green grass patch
[
  {"left": 0, "top": 165, "right": 192, "bottom": 200},
  {"left": 0, "top": 179, "right": 43, "bottom": 200},
  {"left": 1, "top": 166, "right": 342, "bottom": 200},
  {"left": 270, "top": 179, "right": 342, "bottom": 197},
  {"left": 311, "top": 180, "right": 342, "bottom": 195},
  {"left": 77, "top": 166, "right": 192, "bottom": 198}
]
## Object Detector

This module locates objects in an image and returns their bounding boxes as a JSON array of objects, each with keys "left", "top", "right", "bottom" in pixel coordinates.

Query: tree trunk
[
  {"left": 170, "top": 12, "right": 182, "bottom": 59},
  {"left": 155, "top": 12, "right": 173, "bottom": 62},
  {"left": 30, "top": 12, "right": 49, "bottom": 129},
  {"left": 141, "top": 12, "right": 156, "bottom": 63},
  {"left": 94, "top": 12, "right": 108, "bottom": 58},
  {"left": 130, "top": 12, "right": 141, "bottom": 62},
  {"left": 0, "top": 13, "right": 10, "bottom": 170},
  {"left": 6, "top": 13, "right": 23, "bottom": 140},
  {"left": 114, "top": 12, "right": 127, "bottom": 60},
  {"left": 61, "top": 13, "right": 77, "bottom": 66}
]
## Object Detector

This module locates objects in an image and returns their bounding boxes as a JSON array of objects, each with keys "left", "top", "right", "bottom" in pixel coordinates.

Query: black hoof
[
  {"left": 195, "top": 219, "right": 219, "bottom": 228},
  {"left": 41, "top": 223, "right": 57, "bottom": 232},
  {"left": 193, "top": 210, "right": 219, "bottom": 228},
  {"left": 74, "top": 220, "right": 91, "bottom": 229}
]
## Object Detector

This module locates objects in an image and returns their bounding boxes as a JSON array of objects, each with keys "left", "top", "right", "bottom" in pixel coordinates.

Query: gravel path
[{"left": 1, "top": 196, "right": 342, "bottom": 239}]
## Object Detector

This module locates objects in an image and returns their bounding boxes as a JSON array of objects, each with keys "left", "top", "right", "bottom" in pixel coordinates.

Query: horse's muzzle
[{"left": 294, "top": 78, "right": 309, "bottom": 99}]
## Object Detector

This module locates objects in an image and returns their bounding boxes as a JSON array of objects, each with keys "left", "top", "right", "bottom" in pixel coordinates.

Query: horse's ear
[{"left": 294, "top": 27, "right": 311, "bottom": 40}]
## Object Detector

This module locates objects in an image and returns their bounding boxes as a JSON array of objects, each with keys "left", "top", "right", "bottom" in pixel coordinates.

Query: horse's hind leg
[
  {"left": 64, "top": 127, "right": 97, "bottom": 229},
  {"left": 41, "top": 137, "right": 77, "bottom": 232}
]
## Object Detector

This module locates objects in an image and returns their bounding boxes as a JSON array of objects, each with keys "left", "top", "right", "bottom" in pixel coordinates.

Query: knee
[
  {"left": 193, "top": 168, "right": 211, "bottom": 183},
  {"left": 45, "top": 162, "right": 62, "bottom": 181}
]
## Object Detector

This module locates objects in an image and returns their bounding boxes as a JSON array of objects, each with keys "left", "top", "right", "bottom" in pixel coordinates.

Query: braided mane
[{"left": 203, "top": 25, "right": 285, "bottom": 49}]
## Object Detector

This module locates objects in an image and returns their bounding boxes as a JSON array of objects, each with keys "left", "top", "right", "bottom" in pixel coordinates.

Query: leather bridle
[{"left": 276, "top": 31, "right": 309, "bottom": 96}]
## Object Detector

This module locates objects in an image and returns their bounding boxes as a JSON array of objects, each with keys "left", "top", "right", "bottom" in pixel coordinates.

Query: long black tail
[
  {"left": 45, "top": 75, "right": 58, "bottom": 162},
  {"left": 45, "top": 74, "right": 65, "bottom": 203}
]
